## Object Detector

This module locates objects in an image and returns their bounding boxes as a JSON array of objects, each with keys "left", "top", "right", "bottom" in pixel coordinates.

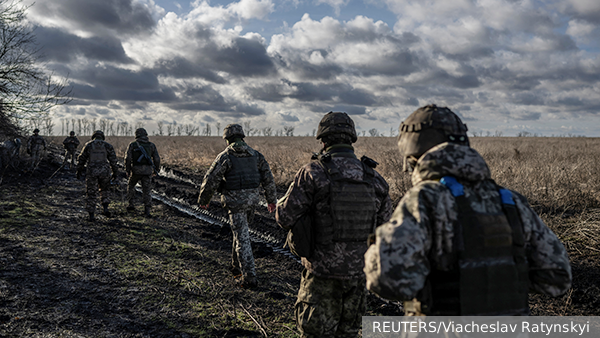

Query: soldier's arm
[
  {"left": 364, "top": 187, "right": 433, "bottom": 301},
  {"left": 198, "top": 153, "right": 229, "bottom": 206},
  {"left": 124, "top": 143, "right": 133, "bottom": 174},
  {"left": 106, "top": 144, "right": 119, "bottom": 174},
  {"left": 275, "top": 165, "right": 315, "bottom": 231},
  {"left": 514, "top": 193, "right": 572, "bottom": 297},
  {"left": 374, "top": 173, "right": 393, "bottom": 227},
  {"left": 257, "top": 152, "right": 277, "bottom": 204},
  {"left": 151, "top": 143, "right": 160, "bottom": 169},
  {"left": 77, "top": 145, "right": 89, "bottom": 170},
  {"left": 74, "top": 138, "right": 80, "bottom": 146}
]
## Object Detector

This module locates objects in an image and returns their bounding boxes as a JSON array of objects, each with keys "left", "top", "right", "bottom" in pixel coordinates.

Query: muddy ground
[{"left": 0, "top": 144, "right": 598, "bottom": 337}]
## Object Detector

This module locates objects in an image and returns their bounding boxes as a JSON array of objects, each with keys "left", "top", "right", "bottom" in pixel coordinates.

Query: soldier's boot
[
  {"left": 102, "top": 203, "right": 111, "bottom": 217},
  {"left": 144, "top": 206, "right": 152, "bottom": 218},
  {"left": 240, "top": 275, "right": 258, "bottom": 289},
  {"left": 231, "top": 265, "right": 241, "bottom": 276},
  {"left": 87, "top": 212, "right": 95, "bottom": 222}
]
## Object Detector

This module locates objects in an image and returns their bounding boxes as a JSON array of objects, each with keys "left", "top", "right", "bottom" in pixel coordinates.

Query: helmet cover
[
  {"left": 222, "top": 124, "right": 245, "bottom": 140},
  {"left": 316, "top": 111, "right": 358, "bottom": 143}
]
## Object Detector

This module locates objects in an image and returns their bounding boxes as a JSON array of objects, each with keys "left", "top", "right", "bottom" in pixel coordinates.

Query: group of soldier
[{"left": 4, "top": 104, "right": 573, "bottom": 337}]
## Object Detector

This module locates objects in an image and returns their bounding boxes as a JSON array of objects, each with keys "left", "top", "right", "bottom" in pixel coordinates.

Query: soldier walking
[
  {"left": 76, "top": 130, "right": 119, "bottom": 222},
  {"left": 27, "top": 128, "right": 46, "bottom": 170},
  {"left": 364, "top": 104, "right": 572, "bottom": 315},
  {"left": 0, "top": 138, "right": 21, "bottom": 170},
  {"left": 276, "top": 112, "right": 392, "bottom": 338},
  {"left": 198, "top": 124, "right": 277, "bottom": 288},
  {"left": 62, "top": 131, "right": 80, "bottom": 170},
  {"left": 124, "top": 128, "right": 160, "bottom": 217}
]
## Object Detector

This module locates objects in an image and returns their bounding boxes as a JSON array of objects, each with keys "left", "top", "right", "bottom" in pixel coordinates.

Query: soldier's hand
[
  {"left": 199, "top": 204, "right": 209, "bottom": 210},
  {"left": 267, "top": 203, "right": 276, "bottom": 213}
]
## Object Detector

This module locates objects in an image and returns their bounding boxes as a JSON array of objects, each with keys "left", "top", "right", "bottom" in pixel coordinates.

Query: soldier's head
[
  {"left": 70, "top": 131, "right": 75, "bottom": 136},
  {"left": 316, "top": 111, "right": 357, "bottom": 148},
  {"left": 135, "top": 128, "right": 148, "bottom": 139},
  {"left": 33, "top": 128, "right": 40, "bottom": 135},
  {"left": 398, "top": 104, "right": 469, "bottom": 171},
  {"left": 91, "top": 130, "right": 105, "bottom": 140},
  {"left": 222, "top": 124, "right": 245, "bottom": 143}
]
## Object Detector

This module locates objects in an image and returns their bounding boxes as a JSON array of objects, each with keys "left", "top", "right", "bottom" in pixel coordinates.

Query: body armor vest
[
  {"left": 132, "top": 142, "right": 153, "bottom": 166},
  {"left": 222, "top": 154, "right": 261, "bottom": 191},
  {"left": 410, "top": 176, "right": 529, "bottom": 315},
  {"left": 89, "top": 141, "right": 107, "bottom": 164},
  {"left": 313, "top": 153, "right": 378, "bottom": 244}
]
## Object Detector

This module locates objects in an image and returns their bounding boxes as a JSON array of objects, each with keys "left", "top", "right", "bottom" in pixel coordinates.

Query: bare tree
[
  {"left": 166, "top": 123, "right": 173, "bottom": 136},
  {"left": 82, "top": 118, "right": 90, "bottom": 136},
  {"left": 283, "top": 126, "right": 295, "bottom": 137},
  {"left": 215, "top": 122, "right": 221, "bottom": 136},
  {"left": 0, "top": 0, "right": 72, "bottom": 132},
  {"left": 43, "top": 116, "right": 53, "bottom": 135},
  {"left": 369, "top": 128, "right": 378, "bottom": 137},
  {"left": 90, "top": 118, "right": 96, "bottom": 132},
  {"left": 157, "top": 121, "right": 164, "bottom": 136},
  {"left": 176, "top": 123, "right": 183, "bottom": 136},
  {"left": 201, "top": 123, "right": 211, "bottom": 136},
  {"left": 185, "top": 123, "right": 198, "bottom": 136},
  {"left": 77, "top": 119, "right": 82, "bottom": 135},
  {"left": 262, "top": 126, "right": 273, "bottom": 137},
  {"left": 99, "top": 119, "right": 107, "bottom": 133}
]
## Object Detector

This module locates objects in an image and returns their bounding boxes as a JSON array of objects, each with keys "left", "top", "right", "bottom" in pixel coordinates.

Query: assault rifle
[{"left": 135, "top": 141, "right": 158, "bottom": 175}]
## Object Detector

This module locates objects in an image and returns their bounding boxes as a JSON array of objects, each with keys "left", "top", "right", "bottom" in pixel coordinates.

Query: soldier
[
  {"left": 0, "top": 138, "right": 21, "bottom": 170},
  {"left": 364, "top": 104, "right": 572, "bottom": 315},
  {"left": 198, "top": 124, "right": 277, "bottom": 288},
  {"left": 26, "top": 128, "right": 46, "bottom": 170},
  {"left": 124, "top": 128, "right": 160, "bottom": 217},
  {"left": 76, "top": 130, "right": 119, "bottom": 222},
  {"left": 276, "top": 112, "right": 392, "bottom": 338},
  {"left": 62, "top": 131, "right": 80, "bottom": 170}
]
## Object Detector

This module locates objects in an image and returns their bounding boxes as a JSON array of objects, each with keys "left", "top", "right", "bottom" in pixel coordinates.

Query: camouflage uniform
[
  {"left": 77, "top": 132, "right": 118, "bottom": 218},
  {"left": 0, "top": 138, "right": 21, "bottom": 170},
  {"left": 277, "top": 144, "right": 393, "bottom": 337},
  {"left": 27, "top": 132, "right": 46, "bottom": 169},
  {"left": 198, "top": 138, "right": 277, "bottom": 285},
  {"left": 364, "top": 125, "right": 572, "bottom": 314},
  {"left": 62, "top": 134, "right": 80, "bottom": 169},
  {"left": 124, "top": 129, "right": 160, "bottom": 216}
]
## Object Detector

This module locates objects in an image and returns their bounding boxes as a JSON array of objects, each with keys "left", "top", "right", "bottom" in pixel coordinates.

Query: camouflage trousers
[
  {"left": 229, "top": 210, "right": 256, "bottom": 279},
  {"left": 295, "top": 269, "right": 366, "bottom": 338},
  {"left": 63, "top": 150, "right": 77, "bottom": 169},
  {"left": 127, "top": 174, "right": 152, "bottom": 207},
  {"left": 30, "top": 147, "right": 43, "bottom": 169},
  {"left": 86, "top": 175, "right": 111, "bottom": 213}
]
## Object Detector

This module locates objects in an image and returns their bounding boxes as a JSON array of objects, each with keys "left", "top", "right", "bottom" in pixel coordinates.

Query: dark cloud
[
  {"left": 202, "top": 37, "right": 277, "bottom": 77},
  {"left": 36, "top": 26, "right": 134, "bottom": 64},
  {"left": 279, "top": 113, "right": 299, "bottom": 122},
  {"left": 278, "top": 80, "right": 382, "bottom": 106},
  {"left": 510, "top": 92, "right": 547, "bottom": 106},
  {"left": 32, "top": 0, "right": 156, "bottom": 36},
  {"left": 511, "top": 112, "right": 541, "bottom": 121},
  {"left": 79, "top": 66, "right": 159, "bottom": 91},
  {"left": 153, "top": 57, "right": 227, "bottom": 84}
]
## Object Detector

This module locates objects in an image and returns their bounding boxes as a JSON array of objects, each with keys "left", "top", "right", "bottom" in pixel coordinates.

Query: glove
[
  {"left": 199, "top": 204, "right": 209, "bottom": 210},
  {"left": 76, "top": 170, "right": 83, "bottom": 180},
  {"left": 267, "top": 203, "right": 276, "bottom": 213}
]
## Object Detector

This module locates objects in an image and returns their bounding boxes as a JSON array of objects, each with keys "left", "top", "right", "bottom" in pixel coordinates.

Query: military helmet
[
  {"left": 33, "top": 128, "right": 40, "bottom": 133},
  {"left": 91, "top": 130, "right": 105, "bottom": 140},
  {"left": 135, "top": 128, "right": 148, "bottom": 138},
  {"left": 398, "top": 104, "right": 469, "bottom": 165},
  {"left": 316, "top": 111, "right": 357, "bottom": 143},
  {"left": 70, "top": 131, "right": 75, "bottom": 136},
  {"left": 222, "top": 124, "right": 245, "bottom": 140}
]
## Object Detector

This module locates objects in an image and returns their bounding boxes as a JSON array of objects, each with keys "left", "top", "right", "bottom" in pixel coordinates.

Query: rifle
[{"left": 135, "top": 141, "right": 158, "bottom": 175}]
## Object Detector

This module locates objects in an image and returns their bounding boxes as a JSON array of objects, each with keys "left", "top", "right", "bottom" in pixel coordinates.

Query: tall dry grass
[{"left": 48, "top": 135, "right": 600, "bottom": 212}]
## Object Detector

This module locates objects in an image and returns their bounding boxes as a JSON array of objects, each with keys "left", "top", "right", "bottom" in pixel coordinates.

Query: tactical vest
[
  {"left": 89, "top": 141, "right": 107, "bottom": 164},
  {"left": 222, "top": 154, "right": 261, "bottom": 191},
  {"left": 313, "top": 153, "right": 378, "bottom": 244},
  {"left": 408, "top": 176, "right": 529, "bottom": 315},
  {"left": 132, "top": 142, "right": 153, "bottom": 166}
]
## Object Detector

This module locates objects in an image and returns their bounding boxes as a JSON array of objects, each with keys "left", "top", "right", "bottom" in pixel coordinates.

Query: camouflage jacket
[
  {"left": 62, "top": 136, "right": 80, "bottom": 151},
  {"left": 77, "top": 139, "right": 118, "bottom": 178},
  {"left": 277, "top": 145, "right": 393, "bottom": 279},
  {"left": 364, "top": 143, "right": 572, "bottom": 301},
  {"left": 27, "top": 135, "right": 46, "bottom": 151},
  {"left": 124, "top": 136, "right": 160, "bottom": 176},
  {"left": 198, "top": 141, "right": 277, "bottom": 212}
]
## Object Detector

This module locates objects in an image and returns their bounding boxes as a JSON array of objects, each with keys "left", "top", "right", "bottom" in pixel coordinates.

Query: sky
[{"left": 20, "top": 0, "right": 600, "bottom": 136}]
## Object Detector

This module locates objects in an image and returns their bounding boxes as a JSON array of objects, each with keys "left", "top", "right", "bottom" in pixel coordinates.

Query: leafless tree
[
  {"left": 369, "top": 128, "right": 378, "bottom": 137},
  {"left": 262, "top": 126, "right": 273, "bottom": 137},
  {"left": 186, "top": 123, "right": 199, "bottom": 136},
  {"left": 157, "top": 121, "right": 164, "bottom": 136},
  {"left": 90, "top": 118, "right": 96, "bottom": 132},
  {"left": 0, "top": 0, "right": 72, "bottom": 133},
  {"left": 166, "top": 123, "right": 173, "bottom": 136},
  {"left": 176, "top": 123, "right": 183, "bottom": 136},
  {"left": 283, "top": 126, "right": 295, "bottom": 137},
  {"left": 43, "top": 116, "right": 53, "bottom": 135},
  {"left": 215, "top": 122, "right": 221, "bottom": 136}
]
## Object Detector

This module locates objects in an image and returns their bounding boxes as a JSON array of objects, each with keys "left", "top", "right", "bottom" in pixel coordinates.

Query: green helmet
[
  {"left": 135, "top": 128, "right": 148, "bottom": 138},
  {"left": 398, "top": 104, "right": 469, "bottom": 169},
  {"left": 222, "top": 124, "right": 245, "bottom": 140},
  {"left": 92, "top": 130, "right": 105, "bottom": 140},
  {"left": 316, "top": 111, "right": 357, "bottom": 143},
  {"left": 33, "top": 128, "right": 40, "bottom": 133}
]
